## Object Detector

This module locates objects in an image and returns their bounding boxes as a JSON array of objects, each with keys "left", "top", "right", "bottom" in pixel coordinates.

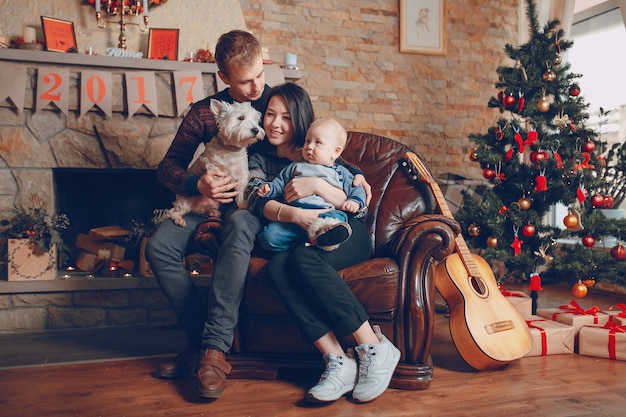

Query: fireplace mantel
[{"left": 0, "top": 48, "right": 302, "bottom": 79}]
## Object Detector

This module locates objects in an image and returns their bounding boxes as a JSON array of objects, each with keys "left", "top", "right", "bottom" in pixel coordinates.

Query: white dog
[{"left": 168, "top": 99, "right": 265, "bottom": 227}]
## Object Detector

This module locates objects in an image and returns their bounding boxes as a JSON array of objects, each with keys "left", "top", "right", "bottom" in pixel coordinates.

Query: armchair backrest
[{"left": 343, "top": 132, "right": 436, "bottom": 256}]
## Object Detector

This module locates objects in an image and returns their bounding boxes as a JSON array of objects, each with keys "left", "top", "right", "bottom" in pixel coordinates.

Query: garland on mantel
[{"left": 84, "top": 0, "right": 168, "bottom": 9}]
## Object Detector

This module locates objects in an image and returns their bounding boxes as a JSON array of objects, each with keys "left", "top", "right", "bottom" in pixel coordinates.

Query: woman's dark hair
[{"left": 264, "top": 83, "right": 314, "bottom": 149}]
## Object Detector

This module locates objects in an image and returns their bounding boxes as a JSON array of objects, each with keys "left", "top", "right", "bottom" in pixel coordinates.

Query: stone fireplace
[{"left": 0, "top": 49, "right": 299, "bottom": 331}]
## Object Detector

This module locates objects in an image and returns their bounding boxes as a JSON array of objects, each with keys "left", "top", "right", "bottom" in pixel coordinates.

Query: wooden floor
[{"left": 1, "top": 282, "right": 625, "bottom": 416}]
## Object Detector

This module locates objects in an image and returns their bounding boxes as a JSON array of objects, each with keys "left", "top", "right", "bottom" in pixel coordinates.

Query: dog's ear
[{"left": 210, "top": 99, "right": 229, "bottom": 117}]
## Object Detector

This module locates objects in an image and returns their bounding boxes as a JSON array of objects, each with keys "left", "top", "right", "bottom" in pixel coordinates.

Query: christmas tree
[{"left": 455, "top": 0, "right": 626, "bottom": 294}]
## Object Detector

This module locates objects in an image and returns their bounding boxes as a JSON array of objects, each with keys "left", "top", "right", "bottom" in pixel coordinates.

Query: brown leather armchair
[{"left": 196, "top": 132, "right": 460, "bottom": 390}]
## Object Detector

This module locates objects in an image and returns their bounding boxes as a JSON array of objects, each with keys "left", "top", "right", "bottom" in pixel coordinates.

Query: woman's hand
[
  {"left": 284, "top": 177, "right": 347, "bottom": 207},
  {"left": 198, "top": 168, "right": 238, "bottom": 203},
  {"left": 353, "top": 174, "right": 372, "bottom": 206}
]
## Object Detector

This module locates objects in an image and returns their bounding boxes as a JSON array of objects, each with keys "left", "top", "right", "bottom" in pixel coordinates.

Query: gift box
[
  {"left": 500, "top": 286, "right": 533, "bottom": 319},
  {"left": 579, "top": 322, "right": 626, "bottom": 361},
  {"left": 605, "top": 304, "right": 626, "bottom": 326},
  {"left": 524, "top": 316, "right": 575, "bottom": 356},
  {"left": 536, "top": 300, "right": 609, "bottom": 334}
]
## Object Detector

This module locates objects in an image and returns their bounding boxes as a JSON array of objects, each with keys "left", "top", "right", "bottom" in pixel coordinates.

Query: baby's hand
[
  {"left": 341, "top": 199, "right": 360, "bottom": 213},
  {"left": 257, "top": 183, "right": 271, "bottom": 197}
]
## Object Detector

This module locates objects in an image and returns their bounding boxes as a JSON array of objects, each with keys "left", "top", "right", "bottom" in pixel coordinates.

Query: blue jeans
[
  {"left": 145, "top": 208, "right": 260, "bottom": 352},
  {"left": 258, "top": 209, "right": 348, "bottom": 252}
]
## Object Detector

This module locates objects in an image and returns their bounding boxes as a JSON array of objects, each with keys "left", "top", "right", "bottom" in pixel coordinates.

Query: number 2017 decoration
[{"left": 1, "top": 62, "right": 204, "bottom": 118}]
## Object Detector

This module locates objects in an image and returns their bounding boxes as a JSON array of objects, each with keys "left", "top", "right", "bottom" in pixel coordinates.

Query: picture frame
[
  {"left": 147, "top": 28, "right": 180, "bottom": 60},
  {"left": 40, "top": 16, "right": 77, "bottom": 53},
  {"left": 399, "top": 0, "right": 446, "bottom": 55}
]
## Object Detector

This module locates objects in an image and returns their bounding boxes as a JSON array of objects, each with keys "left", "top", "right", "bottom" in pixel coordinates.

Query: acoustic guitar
[{"left": 402, "top": 152, "right": 532, "bottom": 370}]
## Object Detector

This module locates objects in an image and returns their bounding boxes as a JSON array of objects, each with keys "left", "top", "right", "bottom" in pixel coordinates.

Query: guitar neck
[{"left": 426, "top": 173, "right": 483, "bottom": 278}]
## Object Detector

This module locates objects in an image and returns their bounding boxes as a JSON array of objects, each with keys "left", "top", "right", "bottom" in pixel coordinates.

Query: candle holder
[{"left": 95, "top": 0, "right": 149, "bottom": 50}]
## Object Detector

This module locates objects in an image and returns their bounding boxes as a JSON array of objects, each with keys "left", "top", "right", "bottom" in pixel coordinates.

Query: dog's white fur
[{"left": 168, "top": 99, "right": 265, "bottom": 227}]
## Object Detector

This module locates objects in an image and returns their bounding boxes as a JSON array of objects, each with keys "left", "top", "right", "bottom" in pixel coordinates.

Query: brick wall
[{"left": 241, "top": 0, "right": 519, "bottom": 179}]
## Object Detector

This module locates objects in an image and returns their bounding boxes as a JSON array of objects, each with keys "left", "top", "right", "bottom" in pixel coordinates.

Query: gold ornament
[
  {"left": 537, "top": 96, "right": 550, "bottom": 113},
  {"left": 571, "top": 280, "right": 588, "bottom": 298},
  {"left": 486, "top": 235, "right": 498, "bottom": 248},
  {"left": 518, "top": 197, "right": 531, "bottom": 210},
  {"left": 542, "top": 69, "right": 556, "bottom": 82},
  {"left": 467, "top": 147, "right": 478, "bottom": 162},
  {"left": 468, "top": 223, "right": 480, "bottom": 237},
  {"left": 563, "top": 212, "right": 579, "bottom": 229},
  {"left": 553, "top": 55, "right": 562, "bottom": 65}
]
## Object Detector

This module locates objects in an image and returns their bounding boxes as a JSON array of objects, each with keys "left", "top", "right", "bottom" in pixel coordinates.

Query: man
[{"left": 145, "top": 29, "right": 269, "bottom": 399}]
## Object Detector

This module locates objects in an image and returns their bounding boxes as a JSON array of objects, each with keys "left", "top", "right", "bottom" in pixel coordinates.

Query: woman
[{"left": 246, "top": 83, "right": 400, "bottom": 404}]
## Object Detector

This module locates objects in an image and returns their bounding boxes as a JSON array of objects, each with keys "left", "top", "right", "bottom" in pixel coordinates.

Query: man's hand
[
  {"left": 353, "top": 174, "right": 372, "bottom": 206},
  {"left": 198, "top": 168, "right": 238, "bottom": 203}
]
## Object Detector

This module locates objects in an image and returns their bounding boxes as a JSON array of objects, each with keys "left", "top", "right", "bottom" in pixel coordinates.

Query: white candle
[
  {"left": 23, "top": 27, "right": 36, "bottom": 43},
  {"left": 143, "top": 0, "right": 149, "bottom": 16},
  {"left": 95, "top": 0, "right": 101, "bottom": 12},
  {"left": 285, "top": 52, "right": 297, "bottom": 66}
]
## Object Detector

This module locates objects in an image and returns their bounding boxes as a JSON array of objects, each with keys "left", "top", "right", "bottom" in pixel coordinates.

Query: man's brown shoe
[
  {"left": 157, "top": 345, "right": 200, "bottom": 379},
  {"left": 195, "top": 349, "right": 232, "bottom": 399}
]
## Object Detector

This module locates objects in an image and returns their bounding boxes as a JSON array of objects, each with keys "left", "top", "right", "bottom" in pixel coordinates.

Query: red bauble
[
  {"left": 569, "top": 85, "right": 581, "bottom": 96},
  {"left": 503, "top": 94, "right": 516, "bottom": 106},
  {"left": 582, "top": 235, "right": 595, "bottom": 247},
  {"left": 582, "top": 140, "right": 596, "bottom": 153},
  {"left": 530, "top": 150, "right": 549, "bottom": 164},
  {"left": 522, "top": 223, "right": 535, "bottom": 237},
  {"left": 482, "top": 168, "right": 496, "bottom": 179},
  {"left": 590, "top": 194, "right": 605, "bottom": 207},
  {"left": 610, "top": 242, "right": 626, "bottom": 261},
  {"left": 603, "top": 195, "right": 614, "bottom": 208}
]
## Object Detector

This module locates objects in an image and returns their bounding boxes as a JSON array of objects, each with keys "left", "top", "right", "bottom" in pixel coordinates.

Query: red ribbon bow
[
  {"left": 499, "top": 286, "right": 525, "bottom": 297},
  {"left": 609, "top": 304, "right": 626, "bottom": 318},
  {"left": 558, "top": 300, "right": 601, "bottom": 316}
]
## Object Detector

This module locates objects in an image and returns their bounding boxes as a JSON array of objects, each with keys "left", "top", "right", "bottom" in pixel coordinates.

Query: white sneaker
[
  {"left": 353, "top": 325, "right": 400, "bottom": 403},
  {"left": 306, "top": 353, "right": 357, "bottom": 403}
]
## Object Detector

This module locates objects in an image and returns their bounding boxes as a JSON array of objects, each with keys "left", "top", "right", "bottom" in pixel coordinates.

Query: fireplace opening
[{"left": 54, "top": 169, "right": 175, "bottom": 271}]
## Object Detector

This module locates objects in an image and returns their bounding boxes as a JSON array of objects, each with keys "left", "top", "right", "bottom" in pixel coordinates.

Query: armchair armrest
[{"left": 389, "top": 213, "right": 460, "bottom": 389}]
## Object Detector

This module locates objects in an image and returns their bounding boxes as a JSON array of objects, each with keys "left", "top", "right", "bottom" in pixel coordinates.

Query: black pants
[{"left": 266, "top": 216, "right": 372, "bottom": 343}]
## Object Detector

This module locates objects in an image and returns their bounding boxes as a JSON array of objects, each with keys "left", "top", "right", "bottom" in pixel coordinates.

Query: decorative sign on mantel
[{"left": 0, "top": 61, "right": 203, "bottom": 118}]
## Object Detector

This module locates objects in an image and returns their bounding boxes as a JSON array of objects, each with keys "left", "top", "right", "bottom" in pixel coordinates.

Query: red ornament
[
  {"left": 582, "top": 140, "right": 596, "bottom": 153},
  {"left": 590, "top": 194, "right": 605, "bottom": 208},
  {"left": 582, "top": 235, "right": 595, "bottom": 247},
  {"left": 534, "top": 173, "right": 548, "bottom": 191},
  {"left": 522, "top": 223, "right": 535, "bottom": 237},
  {"left": 569, "top": 85, "right": 581, "bottom": 96},
  {"left": 603, "top": 195, "right": 614, "bottom": 208},
  {"left": 530, "top": 150, "right": 549, "bottom": 164},
  {"left": 504, "top": 94, "right": 516, "bottom": 106},
  {"left": 510, "top": 235, "right": 523, "bottom": 256},
  {"left": 610, "top": 242, "right": 626, "bottom": 261},
  {"left": 482, "top": 168, "right": 496, "bottom": 179},
  {"left": 528, "top": 273, "right": 543, "bottom": 291}
]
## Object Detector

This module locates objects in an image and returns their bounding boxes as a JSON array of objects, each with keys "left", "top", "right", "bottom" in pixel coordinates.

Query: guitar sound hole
[{"left": 470, "top": 276, "right": 488, "bottom": 297}]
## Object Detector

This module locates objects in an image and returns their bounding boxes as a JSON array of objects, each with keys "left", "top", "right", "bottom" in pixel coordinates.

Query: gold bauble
[
  {"left": 542, "top": 69, "right": 556, "bottom": 82},
  {"left": 537, "top": 97, "right": 550, "bottom": 113},
  {"left": 563, "top": 213, "right": 579, "bottom": 229},
  {"left": 468, "top": 223, "right": 480, "bottom": 237},
  {"left": 486, "top": 235, "right": 498, "bottom": 248},
  {"left": 518, "top": 197, "right": 531, "bottom": 210},
  {"left": 467, "top": 147, "right": 478, "bottom": 162},
  {"left": 571, "top": 280, "right": 588, "bottom": 298},
  {"left": 553, "top": 55, "right": 562, "bottom": 65}
]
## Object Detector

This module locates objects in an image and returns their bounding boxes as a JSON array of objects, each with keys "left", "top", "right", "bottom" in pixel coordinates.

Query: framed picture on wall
[
  {"left": 399, "top": 0, "right": 446, "bottom": 55},
  {"left": 147, "top": 28, "right": 180, "bottom": 60},
  {"left": 41, "top": 16, "right": 77, "bottom": 53}
]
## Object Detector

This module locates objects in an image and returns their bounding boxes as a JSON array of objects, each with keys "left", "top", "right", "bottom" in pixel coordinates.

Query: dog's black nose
[{"left": 252, "top": 128, "right": 259, "bottom": 135}]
